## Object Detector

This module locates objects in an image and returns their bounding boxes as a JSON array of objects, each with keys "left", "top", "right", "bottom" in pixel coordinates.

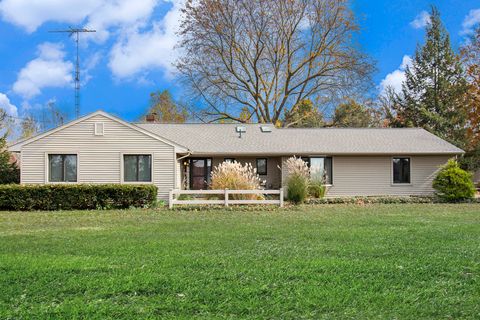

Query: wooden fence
[{"left": 168, "top": 188, "right": 284, "bottom": 209}]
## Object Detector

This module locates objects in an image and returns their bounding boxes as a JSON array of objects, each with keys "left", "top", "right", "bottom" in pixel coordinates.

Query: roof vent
[
  {"left": 236, "top": 126, "right": 246, "bottom": 138},
  {"left": 94, "top": 122, "right": 104, "bottom": 136},
  {"left": 236, "top": 126, "right": 246, "bottom": 132},
  {"left": 260, "top": 126, "right": 272, "bottom": 132}
]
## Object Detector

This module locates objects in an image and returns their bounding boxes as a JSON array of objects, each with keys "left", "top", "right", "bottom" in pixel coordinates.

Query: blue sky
[{"left": 0, "top": 0, "right": 479, "bottom": 126}]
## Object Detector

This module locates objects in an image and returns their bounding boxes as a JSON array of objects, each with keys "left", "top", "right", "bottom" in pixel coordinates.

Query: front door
[{"left": 189, "top": 158, "right": 212, "bottom": 189}]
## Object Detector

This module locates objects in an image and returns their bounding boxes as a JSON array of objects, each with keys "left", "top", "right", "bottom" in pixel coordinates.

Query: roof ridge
[
  {"left": 136, "top": 122, "right": 425, "bottom": 130},
  {"left": 134, "top": 122, "right": 269, "bottom": 125}
]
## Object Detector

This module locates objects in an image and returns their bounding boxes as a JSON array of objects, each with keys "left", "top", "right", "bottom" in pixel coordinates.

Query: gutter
[{"left": 177, "top": 151, "right": 192, "bottom": 162}]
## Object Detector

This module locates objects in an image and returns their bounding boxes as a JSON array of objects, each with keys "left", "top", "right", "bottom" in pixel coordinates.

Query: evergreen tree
[
  {"left": 0, "top": 109, "right": 19, "bottom": 184},
  {"left": 394, "top": 6, "right": 468, "bottom": 147}
]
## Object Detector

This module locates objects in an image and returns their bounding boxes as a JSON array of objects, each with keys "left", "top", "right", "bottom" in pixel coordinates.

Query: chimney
[{"left": 145, "top": 113, "right": 156, "bottom": 123}]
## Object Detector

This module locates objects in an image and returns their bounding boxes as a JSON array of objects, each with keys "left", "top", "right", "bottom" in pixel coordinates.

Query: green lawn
[{"left": 0, "top": 204, "right": 479, "bottom": 319}]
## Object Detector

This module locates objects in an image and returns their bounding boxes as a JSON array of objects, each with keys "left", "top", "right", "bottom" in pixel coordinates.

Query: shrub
[
  {"left": 287, "top": 174, "right": 309, "bottom": 204},
  {"left": 432, "top": 160, "right": 476, "bottom": 202},
  {"left": 307, "top": 196, "right": 437, "bottom": 204},
  {"left": 308, "top": 179, "right": 326, "bottom": 198},
  {"left": 210, "top": 161, "right": 263, "bottom": 200},
  {"left": 0, "top": 184, "right": 157, "bottom": 211},
  {"left": 284, "top": 156, "right": 310, "bottom": 203}
]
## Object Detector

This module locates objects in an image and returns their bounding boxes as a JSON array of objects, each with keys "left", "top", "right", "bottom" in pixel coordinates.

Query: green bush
[
  {"left": 433, "top": 160, "right": 476, "bottom": 202},
  {"left": 307, "top": 196, "right": 436, "bottom": 204},
  {"left": 287, "top": 174, "right": 308, "bottom": 204},
  {"left": 0, "top": 184, "right": 157, "bottom": 211},
  {"left": 308, "top": 179, "right": 326, "bottom": 199},
  {"left": 307, "top": 195, "right": 480, "bottom": 205}
]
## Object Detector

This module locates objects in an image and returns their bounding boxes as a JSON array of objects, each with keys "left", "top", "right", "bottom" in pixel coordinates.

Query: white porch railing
[{"left": 168, "top": 188, "right": 284, "bottom": 209}]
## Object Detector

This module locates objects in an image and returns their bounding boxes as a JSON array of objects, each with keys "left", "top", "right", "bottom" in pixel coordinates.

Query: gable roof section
[
  {"left": 136, "top": 123, "right": 464, "bottom": 155},
  {"left": 8, "top": 111, "right": 189, "bottom": 152}
]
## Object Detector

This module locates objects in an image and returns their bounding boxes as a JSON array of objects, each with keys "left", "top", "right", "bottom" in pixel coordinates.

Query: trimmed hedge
[
  {"left": 0, "top": 184, "right": 157, "bottom": 211},
  {"left": 307, "top": 196, "right": 435, "bottom": 204},
  {"left": 307, "top": 196, "right": 479, "bottom": 205}
]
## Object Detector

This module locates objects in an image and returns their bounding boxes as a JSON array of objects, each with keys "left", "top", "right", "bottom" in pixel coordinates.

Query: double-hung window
[
  {"left": 48, "top": 154, "right": 77, "bottom": 182},
  {"left": 306, "top": 157, "right": 333, "bottom": 185},
  {"left": 124, "top": 155, "right": 152, "bottom": 182},
  {"left": 393, "top": 157, "right": 411, "bottom": 184}
]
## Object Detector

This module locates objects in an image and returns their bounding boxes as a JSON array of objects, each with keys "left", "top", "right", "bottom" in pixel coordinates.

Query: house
[{"left": 9, "top": 110, "right": 464, "bottom": 201}]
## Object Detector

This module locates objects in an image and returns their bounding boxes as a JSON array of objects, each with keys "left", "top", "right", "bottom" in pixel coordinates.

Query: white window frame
[
  {"left": 120, "top": 152, "right": 154, "bottom": 184},
  {"left": 94, "top": 122, "right": 104, "bottom": 136},
  {"left": 391, "top": 156, "right": 413, "bottom": 186},
  {"left": 44, "top": 152, "right": 79, "bottom": 184}
]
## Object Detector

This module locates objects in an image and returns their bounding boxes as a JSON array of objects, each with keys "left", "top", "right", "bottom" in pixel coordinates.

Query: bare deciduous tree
[
  {"left": 177, "top": 0, "right": 373, "bottom": 123},
  {"left": 20, "top": 115, "right": 38, "bottom": 139}
]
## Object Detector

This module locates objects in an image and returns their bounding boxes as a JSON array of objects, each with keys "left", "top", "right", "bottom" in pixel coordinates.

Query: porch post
[
  {"left": 169, "top": 189, "right": 174, "bottom": 209},
  {"left": 280, "top": 188, "right": 284, "bottom": 207}
]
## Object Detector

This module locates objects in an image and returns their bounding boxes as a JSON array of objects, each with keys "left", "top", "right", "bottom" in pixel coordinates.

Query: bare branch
[{"left": 177, "top": 0, "right": 372, "bottom": 124}]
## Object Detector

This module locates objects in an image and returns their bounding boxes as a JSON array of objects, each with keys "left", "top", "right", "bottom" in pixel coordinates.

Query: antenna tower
[{"left": 49, "top": 27, "right": 96, "bottom": 118}]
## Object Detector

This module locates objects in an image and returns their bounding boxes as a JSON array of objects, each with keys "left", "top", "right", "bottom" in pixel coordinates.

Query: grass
[{"left": 0, "top": 204, "right": 479, "bottom": 319}]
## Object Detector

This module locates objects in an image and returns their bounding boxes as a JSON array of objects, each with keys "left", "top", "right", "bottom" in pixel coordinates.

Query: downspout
[{"left": 175, "top": 151, "right": 191, "bottom": 189}]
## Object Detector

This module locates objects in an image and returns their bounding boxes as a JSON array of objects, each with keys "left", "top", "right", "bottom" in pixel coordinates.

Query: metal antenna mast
[{"left": 49, "top": 27, "right": 96, "bottom": 118}]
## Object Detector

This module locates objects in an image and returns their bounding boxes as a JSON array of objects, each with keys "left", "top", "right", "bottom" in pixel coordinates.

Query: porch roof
[{"left": 136, "top": 123, "right": 464, "bottom": 156}]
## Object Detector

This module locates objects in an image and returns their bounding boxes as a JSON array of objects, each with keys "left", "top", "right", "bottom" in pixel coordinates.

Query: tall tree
[
  {"left": 393, "top": 6, "right": 468, "bottom": 147},
  {"left": 145, "top": 90, "right": 188, "bottom": 123},
  {"left": 283, "top": 99, "right": 325, "bottom": 128},
  {"left": 20, "top": 115, "right": 38, "bottom": 139},
  {"left": 378, "top": 86, "right": 402, "bottom": 128},
  {"left": 0, "top": 109, "right": 19, "bottom": 184},
  {"left": 460, "top": 26, "right": 480, "bottom": 150},
  {"left": 45, "top": 101, "right": 66, "bottom": 128},
  {"left": 178, "top": 0, "right": 373, "bottom": 123},
  {"left": 332, "top": 99, "right": 376, "bottom": 127},
  {"left": 460, "top": 26, "right": 480, "bottom": 171}
]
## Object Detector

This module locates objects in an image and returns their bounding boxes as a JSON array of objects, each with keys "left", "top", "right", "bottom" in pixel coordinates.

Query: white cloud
[
  {"left": 13, "top": 43, "right": 74, "bottom": 99},
  {"left": 0, "top": 0, "right": 160, "bottom": 43},
  {"left": 2, "top": 0, "right": 185, "bottom": 85},
  {"left": 379, "top": 55, "right": 412, "bottom": 95},
  {"left": 410, "top": 11, "right": 431, "bottom": 29},
  {"left": 461, "top": 8, "right": 480, "bottom": 35},
  {"left": 85, "top": 0, "right": 159, "bottom": 43},
  {"left": 108, "top": 0, "right": 184, "bottom": 79},
  {"left": 0, "top": 0, "right": 99, "bottom": 33},
  {"left": 0, "top": 92, "right": 18, "bottom": 116}
]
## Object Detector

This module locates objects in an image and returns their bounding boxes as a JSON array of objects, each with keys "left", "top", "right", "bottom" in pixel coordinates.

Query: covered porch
[{"left": 176, "top": 156, "right": 283, "bottom": 190}]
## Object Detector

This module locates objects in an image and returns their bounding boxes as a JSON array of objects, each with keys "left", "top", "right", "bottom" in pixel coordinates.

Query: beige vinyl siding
[
  {"left": 281, "top": 155, "right": 451, "bottom": 197},
  {"left": 20, "top": 114, "right": 176, "bottom": 200}
]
